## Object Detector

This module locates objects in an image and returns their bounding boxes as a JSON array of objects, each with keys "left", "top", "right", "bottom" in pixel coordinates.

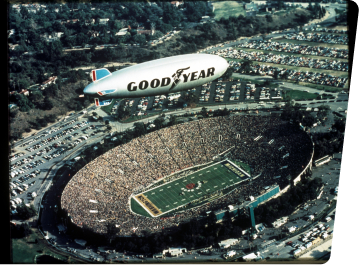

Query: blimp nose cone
[{"left": 83, "top": 83, "right": 98, "bottom": 96}]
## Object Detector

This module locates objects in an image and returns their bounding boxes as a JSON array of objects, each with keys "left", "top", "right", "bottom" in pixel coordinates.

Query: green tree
[
  {"left": 133, "top": 122, "right": 146, "bottom": 137},
  {"left": 240, "top": 60, "right": 253, "bottom": 74},
  {"left": 200, "top": 107, "right": 208, "bottom": 117},
  {"left": 154, "top": 116, "right": 165, "bottom": 129},
  {"left": 222, "top": 67, "right": 234, "bottom": 80},
  {"left": 15, "top": 94, "right": 35, "bottom": 112},
  {"left": 16, "top": 203, "right": 37, "bottom": 220},
  {"left": 43, "top": 97, "right": 54, "bottom": 110}
]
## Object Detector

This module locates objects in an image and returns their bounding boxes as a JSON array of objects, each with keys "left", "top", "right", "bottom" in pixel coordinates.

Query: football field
[{"left": 132, "top": 160, "right": 250, "bottom": 217}]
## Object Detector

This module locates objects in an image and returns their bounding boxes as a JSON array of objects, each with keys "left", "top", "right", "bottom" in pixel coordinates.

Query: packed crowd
[
  {"left": 225, "top": 49, "right": 348, "bottom": 72},
  {"left": 237, "top": 40, "right": 349, "bottom": 59},
  {"left": 283, "top": 32, "right": 348, "bottom": 45},
  {"left": 61, "top": 116, "right": 313, "bottom": 236},
  {"left": 228, "top": 60, "right": 348, "bottom": 88}
]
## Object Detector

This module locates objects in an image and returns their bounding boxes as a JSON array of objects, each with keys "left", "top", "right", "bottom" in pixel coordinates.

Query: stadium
[{"left": 61, "top": 115, "right": 314, "bottom": 236}]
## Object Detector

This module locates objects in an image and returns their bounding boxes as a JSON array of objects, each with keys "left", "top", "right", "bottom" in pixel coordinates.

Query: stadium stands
[{"left": 61, "top": 115, "right": 313, "bottom": 236}]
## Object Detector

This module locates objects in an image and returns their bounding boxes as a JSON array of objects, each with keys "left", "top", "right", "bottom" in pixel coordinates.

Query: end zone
[{"left": 133, "top": 193, "right": 162, "bottom": 217}]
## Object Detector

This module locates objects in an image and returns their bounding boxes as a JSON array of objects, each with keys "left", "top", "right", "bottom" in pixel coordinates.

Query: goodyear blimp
[{"left": 83, "top": 54, "right": 229, "bottom": 106}]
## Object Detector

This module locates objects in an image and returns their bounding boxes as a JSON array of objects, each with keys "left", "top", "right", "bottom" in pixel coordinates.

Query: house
[
  {"left": 65, "top": 19, "right": 78, "bottom": 24},
  {"left": 41, "top": 32, "right": 64, "bottom": 42},
  {"left": 98, "top": 18, "right": 110, "bottom": 25},
  {"left": 87, "top": 30, "right": 100, "bottom": 39},
  {"left": 41, "top": 76, "right": 57, "bottom": 89},
  {"left": 19, "top": 89, "right": 29, "bottom": 96},
  {"left": 9, "top": 44, "right": 18, "bottom": 50},
  {"left": 115, "top": 28, "right": 129, "bottom": 36},
  {"left": 170, "top": 1, "right": 184, "bottom": 7},
  {"left": 85, "top": 19, "right": 95, "bottom": 25},
  {"left": 137, "top": 30, "right": 154, "bottom": 36},
  {"left": 244, "top": 2, "right": 259, "bottom": 11},
  {"left": 8, "top": 29, "right": 15, "bottom": 37}
]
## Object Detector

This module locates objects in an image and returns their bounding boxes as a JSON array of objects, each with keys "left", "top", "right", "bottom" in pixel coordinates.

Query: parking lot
[
  {"left": 237, "top": 40, "right": 348, "bottom": 59},
  {"left": 9, "top": 111, "right": 104, "bottom": 214}
]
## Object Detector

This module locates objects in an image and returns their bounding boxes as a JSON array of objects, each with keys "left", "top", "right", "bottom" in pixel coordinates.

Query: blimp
[{"left": 83, "top": 54, "right": 229, "bottom": 106}]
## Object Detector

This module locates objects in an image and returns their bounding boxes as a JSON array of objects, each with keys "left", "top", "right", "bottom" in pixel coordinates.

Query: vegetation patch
[
  {"left": 12, "top": 229, "right": 78, "bottom": 264},
  {"left": 100, "top": 99, "right": 118, "bottom": 114},
  {"left": 213, "top": 1, "right": 246, "bottom": 20},
  {"left": 283, "top": 90, "right": 318, "bottom": 100}
]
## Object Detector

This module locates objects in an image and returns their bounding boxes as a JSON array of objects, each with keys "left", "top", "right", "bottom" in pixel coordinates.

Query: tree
[
  {"left": 207, "top": 211, "right": 217, "bottom": 228},
  {"left": 317, "top": 105, "right": 330, "bottom": 120},
  {"left": 154, "top": 116, "right": 165, "bottom": 129},
  {"left": 167, "top": 115, "right": 177, "bottom": 126},
  {"left": 200, "top": 107, "right": 208, "bottom": 117},
  {"left": 42, "top": 97, "right": 54, "bottom": 110},
  {"left": 266, "top": 14, "right": 273, "bottom": 23},
  {"left": 16, "top": 203, "right": 37, "bottom": 220},
  {"left": 15, "top": 94, "right": 35, "bottom": 112},
  {"left": 222, "top": 210, "right": 233, "bottom": 228},
  {"left": 133, "top": 122, "right": 146, "bottom": 137},
  {"left": 222, "top": 67, "right": 234, "bottom": 81},
  {"left": 239, "top": 60, "right": 253, "bottom": 74}
]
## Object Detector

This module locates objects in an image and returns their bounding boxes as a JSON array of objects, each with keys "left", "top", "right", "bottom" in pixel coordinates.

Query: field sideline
[{"left": 131, "top": 159, "right": 250, "bottom": 217}]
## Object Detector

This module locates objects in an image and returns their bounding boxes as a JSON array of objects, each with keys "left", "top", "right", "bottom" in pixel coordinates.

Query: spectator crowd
[{"left": 61, "top": 116, "right": 313, "bottom": 236}]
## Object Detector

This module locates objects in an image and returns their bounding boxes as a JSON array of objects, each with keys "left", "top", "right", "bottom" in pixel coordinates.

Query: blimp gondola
[{"left": 83, "top": 53, "right": 229, "bottom": 106}]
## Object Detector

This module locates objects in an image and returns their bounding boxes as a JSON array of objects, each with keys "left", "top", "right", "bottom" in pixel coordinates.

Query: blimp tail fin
[
  {"left": 91, "top": 68, "right": 112, "bottom": 82},
  {"left": 94, "top": 98, "right": 113, "bottom": 107}
]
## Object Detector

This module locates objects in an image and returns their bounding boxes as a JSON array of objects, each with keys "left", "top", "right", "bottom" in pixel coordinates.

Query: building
[
  {"left": 114, "top": 29, "right": 126, "bottom": 36},
  {"left": 137, "top": 29, "right": 154, "bottom": 36},
  {"left": 272, "top": 216, "right": 288, "bottom": 228},
  {"left": 41, "top": 76, "right": 57, "bottom": 89},
  {"left": 162, "top": 247, "right": 187, "bottom": 257},
  {"left": 87, "top": 30, "right": 100, "bottom": 39},
  {"left": 98, "top": 18, "right": 110, "bottom": 25},
  {"left": 242, "top": 252, "right": 258, "bottom": 261},
  {"left": 218, "top": 238, "right": 238, "bottom": 249},
  {"left": 85, "top": 19, "right": 95, "bottom": 26},
  {"left": 314, "top": 155, "right": 332, "bottom": 167},
  {"left": 244, "top": 2, "right": 258, "bottom": 11},
  {"left": 170, "top": 1, "right": 184, "bottom": 7},
  {"left": 19, "top": 89, "right": 29, "bottom": 96}
]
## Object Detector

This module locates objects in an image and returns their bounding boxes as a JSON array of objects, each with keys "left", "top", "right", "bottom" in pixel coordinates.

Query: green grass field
[
  {"left": 213, "top": 1, "right": 246, "bottom": 20},
  {"left": 12, "top": 229, "right": 80, "bottom": 264},
  {"left": 283, "top": 90, "right": 318, "bottom": 100},
  {"left": 283, "top": 90, "right": 335, "bottom": 101},
  {"left": 100, "top": 99, "right": 118, "bottom": 114},
  {"left": 131, "top": 160, "right": 250, "bottom": 217}
]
